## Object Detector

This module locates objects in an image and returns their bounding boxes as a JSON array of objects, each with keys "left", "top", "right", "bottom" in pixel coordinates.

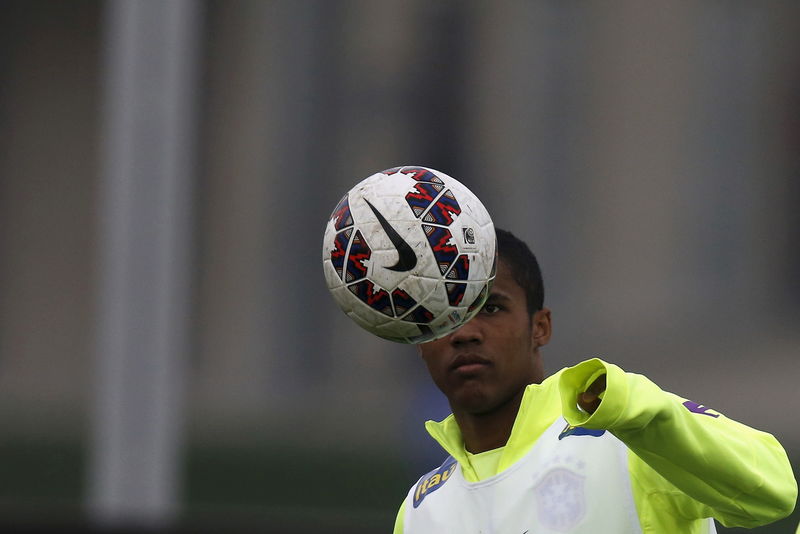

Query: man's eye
[{"left": 481, "top": 303, "right": 501, "bottom": 315}]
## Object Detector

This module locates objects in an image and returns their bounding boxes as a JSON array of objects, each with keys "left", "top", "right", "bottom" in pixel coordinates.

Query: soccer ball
[{"left": 321, "top": 166, "right": 496, "bottom": 344}]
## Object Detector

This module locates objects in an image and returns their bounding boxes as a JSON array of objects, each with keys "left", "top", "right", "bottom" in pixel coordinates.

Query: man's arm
[{"left": 559, "top": 358, "right": 797, "bottom": 528}]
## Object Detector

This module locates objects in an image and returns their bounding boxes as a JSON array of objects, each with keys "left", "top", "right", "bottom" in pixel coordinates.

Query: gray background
[{"left": 0, "top": 1, "right": 798, "bottom": 532}]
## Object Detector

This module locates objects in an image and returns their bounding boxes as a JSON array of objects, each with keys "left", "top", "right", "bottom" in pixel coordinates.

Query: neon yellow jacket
[{"left": 394, "top": 358, "right": 797, "bottom": 533}]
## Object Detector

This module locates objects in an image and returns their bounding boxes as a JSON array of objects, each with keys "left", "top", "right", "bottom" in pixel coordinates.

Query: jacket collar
[{"left": 424, "top": 369, "right": 565, "bottom": 481}]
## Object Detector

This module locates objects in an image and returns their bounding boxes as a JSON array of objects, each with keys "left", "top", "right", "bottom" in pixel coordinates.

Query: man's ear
[{"left": 532, "top": 308, "right": 552, "bottom": 349}]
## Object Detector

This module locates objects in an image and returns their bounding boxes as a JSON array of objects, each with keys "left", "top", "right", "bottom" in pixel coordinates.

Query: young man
[{"left": 394, "top": 228, "right": 797, "bottom": 533}]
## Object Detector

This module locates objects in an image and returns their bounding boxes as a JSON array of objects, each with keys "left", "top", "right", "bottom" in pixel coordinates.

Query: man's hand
[{"left": 577, "top": 373, "right": 607, "bottom": 414}]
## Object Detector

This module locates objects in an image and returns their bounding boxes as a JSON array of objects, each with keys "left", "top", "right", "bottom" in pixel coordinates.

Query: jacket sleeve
[
  {"left": 558, "top": 358, "right": 797, "bottom": 528},
  {"left": 393, "top": 500, "right": 406, "bottom": 534}
]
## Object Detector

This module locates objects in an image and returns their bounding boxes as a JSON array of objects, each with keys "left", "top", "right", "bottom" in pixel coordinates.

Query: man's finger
[
  {"left": 577, "top": 374, "right": 607, "bottom": 414},
  {"left": 587, "top": 374, "right": 607, "bottom": 396}
]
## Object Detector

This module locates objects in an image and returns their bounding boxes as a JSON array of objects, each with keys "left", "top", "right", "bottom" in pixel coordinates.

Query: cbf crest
[{"left": 533, "top": 466, "right": 586, "bottom": 532}]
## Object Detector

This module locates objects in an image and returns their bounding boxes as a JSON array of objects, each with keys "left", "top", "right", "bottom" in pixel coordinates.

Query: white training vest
[{"left": 403, "top": 417, "right": 643, "bottom": 533}]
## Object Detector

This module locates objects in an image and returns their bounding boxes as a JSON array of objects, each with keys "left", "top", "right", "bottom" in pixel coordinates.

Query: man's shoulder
[
  {"left": 543, "top": 365, "right": 571, "bottom": 383},
  {"left": 521, "top": 368, "right": 567, "bottom": 407}
]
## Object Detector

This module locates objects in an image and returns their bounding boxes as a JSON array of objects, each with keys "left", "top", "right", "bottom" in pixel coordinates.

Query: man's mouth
[{"left": 450, "top": 354, "right": 491, "bottom": 375}]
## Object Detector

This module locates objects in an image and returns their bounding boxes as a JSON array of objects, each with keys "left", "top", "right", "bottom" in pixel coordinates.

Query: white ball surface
[{"left": 322, "top": 166, "right": 496, "bottom": 343}]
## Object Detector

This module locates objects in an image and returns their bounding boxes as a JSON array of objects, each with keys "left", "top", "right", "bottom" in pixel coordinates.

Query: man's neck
[{"left": 453, "top": 389, "right": 526, "bottom": 454}]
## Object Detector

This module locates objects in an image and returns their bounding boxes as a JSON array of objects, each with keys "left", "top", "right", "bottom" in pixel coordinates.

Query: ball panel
[
  {"left": 329, "top": 228, "right": 352, "bottom": 281},
  {"left": 445, "top": 282, "right": 467, "bottom": 306},
  {"left": 344, "top": 230, "right": 371, "bottom": 283},
  {"left": 401, "top": 304, "right": 434, "bottom": 324},
  {"left": 421, "top": 189, "right": 461, "bottom": 225},
  {"left": 383, "top": 166, "right": 444, "bottom": 185},
  {"left": 422, "top": 225, "right": 459, "bottom": 275},
  {"left": 406, "top": 182, "right": 444, "bottom": 218},
  {"left": 467, "top": 283, "right": 490, "bottom": 314},
  {"left": 446, "top": 255, "right": 469, "bottom": 280},
  {"left": 329, "top": 194, "right": 353, "bottom": 231},
  {"left": 322, "top": 260, "right": 347, "bottom": 293},
  {"left": 348, "top": 279, "right": 393, "bottom": 317},
  {"left": 390, "top": 287, "right": 418, "bottom": 317}
]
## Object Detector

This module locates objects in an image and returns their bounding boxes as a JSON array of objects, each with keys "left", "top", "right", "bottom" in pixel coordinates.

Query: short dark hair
[{"left": 495, "top": 228, "right": 544, "bottom": 314}]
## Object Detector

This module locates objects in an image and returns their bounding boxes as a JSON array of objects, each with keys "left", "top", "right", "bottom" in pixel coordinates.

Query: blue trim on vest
[{"left": 558, "top": 424, "right": 606, "bottom": 440}]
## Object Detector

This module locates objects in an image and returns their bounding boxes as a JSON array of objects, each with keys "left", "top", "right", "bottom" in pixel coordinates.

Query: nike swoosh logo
[{"left": 364, "top": 199, "right": 417, "bottom": 272}]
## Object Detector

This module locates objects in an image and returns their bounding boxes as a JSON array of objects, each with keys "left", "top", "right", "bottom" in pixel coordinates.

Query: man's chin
[
  {"left": 452, "top": 386, "right": 494, "bottom": 415},
  {"left": 451, "top": 386, "right": 525, "bottom": 417}
]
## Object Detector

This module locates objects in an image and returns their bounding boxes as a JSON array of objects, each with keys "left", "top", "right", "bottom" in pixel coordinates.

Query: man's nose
[{"left": 449, "top": 317, "right": 483, "bottom": 346}]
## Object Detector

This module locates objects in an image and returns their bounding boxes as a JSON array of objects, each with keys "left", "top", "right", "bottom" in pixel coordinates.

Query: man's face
[{"left": 419, "top": 259, "right": 550, "bottom": 415}]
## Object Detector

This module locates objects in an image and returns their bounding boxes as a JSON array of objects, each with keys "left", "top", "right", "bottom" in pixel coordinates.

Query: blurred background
[{"left": 0, "top": 0, "right": 798, "bottom": 532}]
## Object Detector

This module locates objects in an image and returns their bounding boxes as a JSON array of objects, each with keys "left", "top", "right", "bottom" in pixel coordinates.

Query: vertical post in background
[{"left": 88, "top": 0, "right": 202, "bottom": 528}]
